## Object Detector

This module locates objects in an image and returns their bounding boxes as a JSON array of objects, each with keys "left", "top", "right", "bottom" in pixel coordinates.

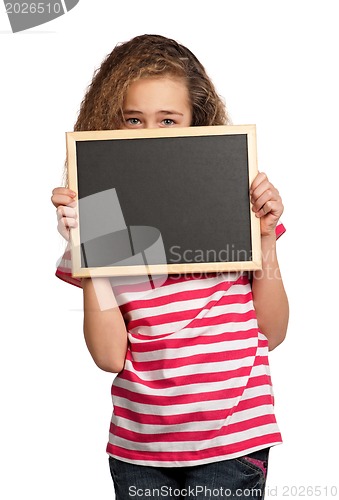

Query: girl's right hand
[{"left": 51, "top": 187, "right": 78, "bottom": 241}]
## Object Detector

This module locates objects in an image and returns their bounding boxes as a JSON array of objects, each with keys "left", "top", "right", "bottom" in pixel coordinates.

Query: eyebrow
[
  {"left": 123, "top": 109, "right": 184, "bottom": 116},
  {"left": 123, "top": 110, "right": 143, "bottom": 115}
]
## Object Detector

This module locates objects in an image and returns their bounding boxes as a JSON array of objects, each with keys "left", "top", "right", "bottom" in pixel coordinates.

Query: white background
[{"left": 1, "top": 1, "right": 338, "bottom": 498}]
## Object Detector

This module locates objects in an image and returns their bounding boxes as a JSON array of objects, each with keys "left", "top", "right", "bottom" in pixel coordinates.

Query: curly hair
[
  {"left": 75, "top": 34, "right": 229, "bottom": 129},
  {"left": 63, "top": 34, "right": 230, "bottom": 184}
]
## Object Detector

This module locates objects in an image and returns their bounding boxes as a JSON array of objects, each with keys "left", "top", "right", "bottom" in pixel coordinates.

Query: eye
[
  {"left": 161, "top": 118, "right": 175, "bottom": 126},
  {"left": 125, "top": 118, "right": 141, "bottom": 126}
]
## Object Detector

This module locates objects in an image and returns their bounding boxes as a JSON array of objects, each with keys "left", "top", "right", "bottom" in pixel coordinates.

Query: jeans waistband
[{"left": 245, "top": 447, "right": 270, "bottom": 462}]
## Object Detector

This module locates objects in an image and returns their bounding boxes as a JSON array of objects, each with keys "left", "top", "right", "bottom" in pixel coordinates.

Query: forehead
[{"left": 123, "top": 76, "right": 190, "bottom": 107}]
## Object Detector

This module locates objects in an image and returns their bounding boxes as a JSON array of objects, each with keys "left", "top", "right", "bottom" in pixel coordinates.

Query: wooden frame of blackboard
[{"left": 66, "top": 125, "right": 262, "bottom": 277}]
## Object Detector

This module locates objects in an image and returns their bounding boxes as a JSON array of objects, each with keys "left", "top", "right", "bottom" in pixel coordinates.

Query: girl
[{"left": 52, "top": 34, "right": 289, "bottom": 500}]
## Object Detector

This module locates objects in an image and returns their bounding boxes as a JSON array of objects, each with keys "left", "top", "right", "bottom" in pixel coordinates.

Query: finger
[
  {"left": 51, "top": 188, "right": 76, "bottom": 208},
  {"left": 252, "top": 189, "right": 280, "bottom": 213},
  {"left": 58, "top": 216, "right": 78, "bottom": 230},
  {"left": 51, "top": 194, "right": 77, "bottom": 208},
  {"left": 57, "top": 217, "right": 78, "bottom": 240},
  {"left": 52, "top": 187, "right": 76, "bottom": 197},
  {"left": 250, "top": 172, "right": 268, "bottom": 193},
  {"left": 254, "top": 199, "right": 283, "bottom": 219},
  {"left": 56, "top": 205, "right": 78, "bottom": 222},
  {"left": 251, "top": 177, "right": 279, "bottom": 203}
]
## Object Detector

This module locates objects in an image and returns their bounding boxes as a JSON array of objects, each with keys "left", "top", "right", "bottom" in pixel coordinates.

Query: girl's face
[{"left": 121, "top": 77, "right": 192, "bottom": 130}]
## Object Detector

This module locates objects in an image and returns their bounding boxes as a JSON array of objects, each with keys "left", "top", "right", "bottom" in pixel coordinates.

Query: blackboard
[{"left": 66, "top": 125, "right": 261, "bottom": 277}]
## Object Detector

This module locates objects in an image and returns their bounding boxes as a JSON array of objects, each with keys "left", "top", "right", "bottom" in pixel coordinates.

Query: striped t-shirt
[{"left": 56, "top": 222, "right": 285, "bottom": 467}]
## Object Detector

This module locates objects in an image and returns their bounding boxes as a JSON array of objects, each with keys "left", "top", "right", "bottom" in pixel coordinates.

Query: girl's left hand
[{"left": 250, "top": 172, "right": 284, "bottom": 238}]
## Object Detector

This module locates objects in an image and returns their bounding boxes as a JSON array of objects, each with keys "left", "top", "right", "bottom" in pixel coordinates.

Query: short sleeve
[
  {"left": 275, "top": 220, "right": 286, "bottom": 240},
  {"left": 55, "top": 244, "right": 82, "bottom": 288}
]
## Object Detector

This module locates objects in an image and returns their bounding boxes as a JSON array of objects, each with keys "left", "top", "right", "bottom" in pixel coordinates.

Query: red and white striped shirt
[{"left": 56, "top": 223, "right": 285, "bottom": 467}]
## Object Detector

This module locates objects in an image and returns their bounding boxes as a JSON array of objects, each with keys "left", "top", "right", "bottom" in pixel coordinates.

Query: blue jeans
[{"left": 108, "top": 448, "right": 269, "bottom": 500}]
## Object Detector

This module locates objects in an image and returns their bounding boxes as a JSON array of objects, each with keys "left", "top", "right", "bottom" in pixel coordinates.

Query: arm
[
  {"left": 251, "top": 234, "right": 289, "bottom": 350},
  {"left": 82, "top": 278, "right": 128, "bottom": 373},
  {"left": 51, "top": 187, "right": 128, "bottom": 372},
  {"left": 250, "top": 173, "right": 289, "bottom": 351}
]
